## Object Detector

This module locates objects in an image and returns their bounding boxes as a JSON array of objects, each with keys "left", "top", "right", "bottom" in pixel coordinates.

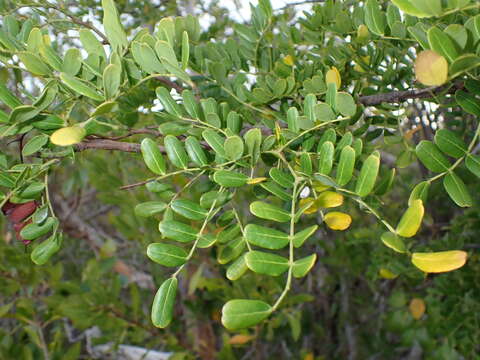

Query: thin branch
[{"left": 358, "top": 81, "right": 464, "bottom": 106}]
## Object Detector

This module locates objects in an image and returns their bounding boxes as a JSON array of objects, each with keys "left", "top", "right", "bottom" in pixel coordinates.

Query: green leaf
[
  {"left": 355, "top": 152, "right": 380, "bottom": 197},
  {"left": 250, "top": 201, "right": 290, "bottom": 222},
  {"left": 287, "top": 107, "right": 299, "bottom": 133},
  {"left": 292, "top": 225, "right": 318, "bottom": 248},
  {"left": 443, "top": 172, "right": 472, "bottom": 207},
  {"left": 18, "top": 52, "right": 51, "bottom": 76},
  {"left": 304, "top": 93, "right": 316, "bottom": 123},
  {"left": 20, "top": 217, "right": 56, "bottom": 240},
  {"left": 269, "top": 168, "right": 294, "bottom": 188},
  {"left": 62, "top": 48, "right": 82, "bottom": 76},
  {"left": 202, "top": 129, "right": 227, "bottom": 158},
  {"left": 31, "top": 234, "right": 62, "bottom": 265},
  {"left": 181, "top": 31, "right": 189, "bottom": 70},
  {"left": 164, "top": 135, "right": 189, "bottom": 169},
  {"left": 336, "top": 92, "right": 356, "bottom": 117},
  {"left": 365, "top": 0, "right": 386, "bottom": 36},
  {"left": 156, "top": 87, "right": 183, "bottom": 116},
  {"left": 185, "top": 136, "right": 208, "bottom": 166},
  {"left": 450, "top": 54, "right": 480, "bottom": 78},
  {"left": 244, "top": 224, "right": 289, "bottom": 250},
  {"left": 151, "top": 277, "right": 177, "bottom": 328},
  {"left": 465, "top": 155, "right": 480, "bottom": 178},
  {"left": 434, "top": 129, "right": 466, "bottom": 158},
  {"left": 415, "top": 0, "right": 443, "bottom": 17},
  {"left": 22, "top": 134, "right": 49, "bottom": 157},
  {"left": 213, "top": 170, "right": 248, "bottom": 187},
  {"left": 224, "top": 135, "right": 244, "bottom": 161},
  {"left": 18, "top": 182, "right": 45, "bottom": 199},
  {"left": 146, "top": 243, "right": 188, "bottom": 266},
  {"left": 381, "top": 232, "right": 406, "bottom": 253},
  {"left": 131, "top": 41, "right": 165, "bottom": 74},
  {"left": 415, "top": 140, "right": 450, "bottom": 173},
  {"left": 244, "top": 128, "right": 262, "bottom": 165},
  {"left": 218, "top": 237, "right": 246, "bottom": 264},
  {"left": 221, "top": 299, "right": 272, "bottom": 330},
  {"left": 60, "top": 73, "right": 103, "bottom": 101},
  {"left": 171, "top": 199, "right": 207, "bottom": 220},
  {"left": 245, "top": 251, "right": 289, "bottom": 276},
  {"left": 318, "top": 141, "right": 334, "bottom": 175},
  {"left": 159, "top": 220, "right": 197, "bottom": 243},
  {"left": 0, "top": 83, "right": 22, "bottom": 109},
  {"left": 182, "top": 90, "right": 200, "bottom": 118},
  {"left": 155, "top": 40, "right": 177, "bottom": 67},
  {"left": 200, "top": 191, "right": 231, "bottom": 209},
  {"left": 392, "top": 0, "right": 429, "bottom": 17},
  {"left": 314, "top": 103, "right": 336, "bottom": 122},
  {"left": 427, "top": 26, "right": 458, "bottom": 63},
  {"left": 259, "top": 181, "right": 291, "bottom": 201},
  {"left": 134, "top": 201, "right": 166, "bottom": 217},
  {"left": 226, "top": 255, "right": 249, "bottom": 281},
  {"left": 140, "top": 138, "right": 166, "bottom": 175},
  {"left": 300, "top": 153, "right": 312, "bottom": 175},
  {"left": 408, "top": 181, "right": 430, "bottom": 206},
  {"left": 9, "top": 105, "right": 40, "bottom": 123},
  {"left": 102, "top": 0, "right": 128, "bottom": 51},
  {"left": 336, "top": 145, "right": 356, "bottom": 186},
  {"left": 455, "top": 90, "right": 480, "bottom": 117},
  {"left": 103, "top": 64, "right": 121, "bottom": 100},
  {"left": 79, "top": 29, "right": 106, "bottom": 59},
  {"left": 396, "top": 199, "right": 424, "bottom": 238},
  {"left": 292, "top": 254, "right": 317, "bottom": 278}
]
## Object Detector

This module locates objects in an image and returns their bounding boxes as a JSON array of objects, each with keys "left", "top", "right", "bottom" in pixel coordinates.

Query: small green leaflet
[
  {"left": 103, "top": 64, "right": 121, "bottom": 100},
  {"left": 381, "top": 232, "right": 406, "bottom": 253},
  {"left": 226, "top": 255, "right": 249, "bottom": 281},
  {"left": 250, "top": 201, "right": 290, "bottom": 222},
  {"left": 164, "top": 135, "right": 189, "bottom": 169},
  {"left": 245, "top": 251, "right": 289, "bottom": 276},
  {"left": 134, "top": 201, "right": 166, "bottom": 217},
  {"left": 244, "top": 224, "right": 289, "bottom": 250},
  {"left": 102, "top": 0, "right": 128, "bottom": 51},
  {"left": 171, "top": 199, "right": 207, "bottom": 220},
  {"left": 22, "top": 134, "right": 49, "bottom": 157},
  {"left": 146, "top": 243, "right": 188, "bottom": 266},
  {"left": 221, "top": 299, "right": 272, "bottom": 330},
  {"left": 159, "top": 220, "right": 197, "bottom": 243},
  {"left": 31, "top": 233, "right": 62, "bottom": 265},
  {"left": 415, "top": 140, "right": 450, "bottom": 173},
  {"left": 355, "top": 152, "right": 380, "bottom": 197},
  {"left": 140, "top": 138, "right": 166, "bottom": 175},
  {"left": 292, "top": 254, "right": 317, "bottom": 278},
  {"left": 213, "top": 170, "right": 248, "bottom": 187},
  {"left": 185, "top": 136, "right": 208, "bottom": 166},
  {"left": 365, "top": 0, "right": 386, "bottom": 36},
  {"left": 60, "top": 73, "right": 103, "bottom": 101},
  {"left": 203, "top": 129, "right": 227, "bottom": 158},
  {"left": 151, "top": 277, "right": 177, "bottom": 328},
  {"left": 443, "top": 172, "right": 472, "bottom": 207},
  {"left": 318, "top": 141, "right": 334, "bottom": 175},
  {"left": 292, "top": 225, "right": 318, "bottom": 248},
  {"left": 336, "top": 145, "right": 355, "bottom": 186},
  {"left": 224, "top": 135, "right": 244, "bottom": 161}
]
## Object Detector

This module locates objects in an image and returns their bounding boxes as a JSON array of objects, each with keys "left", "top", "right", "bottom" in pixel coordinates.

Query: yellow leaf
[
  {"left": 50, "top": 126, "right": 86, "bottom": 146},
  {"left": 411, "top": 250, "right": 467, "bottom": 273},
  {"left": 325, "top": 66, "right": 341, "bottom": 88},
  {"left": 228, "top": 334, "right": 255, "bottom": 345},
  {"left": 324, "top": 211, "right": 351, "bottom": 231},
  {"left": 396, "top": 199, "right": 424, "bottom": 238},
  {"left": 300, "top": 197, "right": 317, "bottom": 215},
  {"left": 414, "top": 50, "right": 448, "bottom": 86},
  {"left": 357, "top": 24, "right": 370, "bottom": 40},
  {"left": 313, "top": 181, "right": 330, "bottom": 193},
  {"left": 303, "top": 353, "right": 314, "bottom": 360},
  {"left": 283, "top": 55, "right": 294, "bottom": 66},
  {"left": 379, "top": 268, "right": 397, "bottom": 279},
  {"left": 409, "top": 298, "right": 426, "bottom": 320},
  {"left": 316, "top": 191, "right": 343, "bottom": 208},
  {"left": 247, "top": 177, "right": 267, "bottom": 185}
]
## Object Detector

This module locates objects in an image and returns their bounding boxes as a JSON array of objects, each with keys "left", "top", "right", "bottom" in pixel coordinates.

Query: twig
[{"left": 359, "top": 81, "right": 464, "bottom": 106}]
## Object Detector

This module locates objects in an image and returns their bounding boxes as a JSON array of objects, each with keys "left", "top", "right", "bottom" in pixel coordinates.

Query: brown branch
[{"left": 359, "top": 81, "right": 464, "bottom": 106}]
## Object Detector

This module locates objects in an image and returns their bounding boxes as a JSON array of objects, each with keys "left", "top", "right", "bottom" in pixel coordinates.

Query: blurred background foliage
[{"left": 1, "top": 0, "right": 480, "bottom": 359}]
